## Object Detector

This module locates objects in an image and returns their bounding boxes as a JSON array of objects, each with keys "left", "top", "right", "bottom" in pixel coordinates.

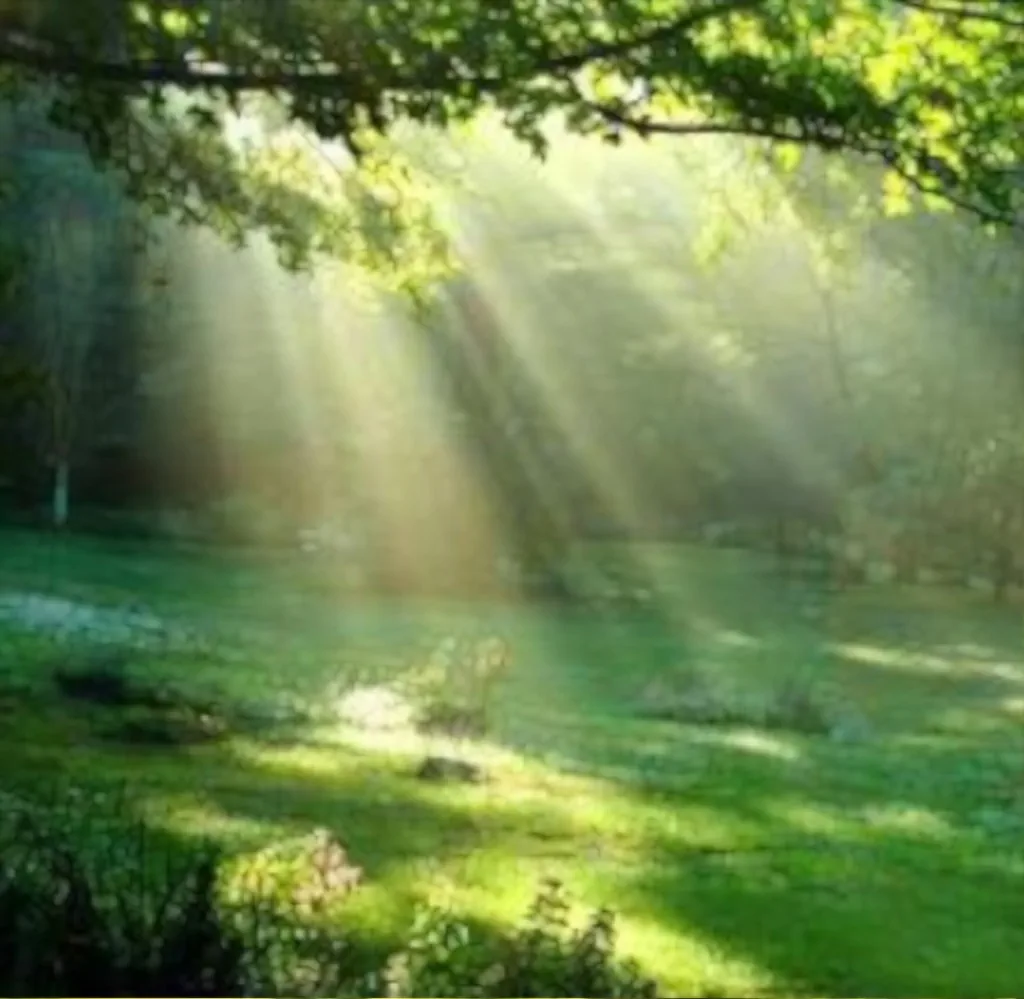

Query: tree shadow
[
  {"left": 2, "top": 682, "right": 1024, "bottom": 998},
  {"left": 5, "top": 556, "right": 1024, "bottom": 997},
  {"left": 626, "top": 832, "right": 1024, "bottom": 997}
]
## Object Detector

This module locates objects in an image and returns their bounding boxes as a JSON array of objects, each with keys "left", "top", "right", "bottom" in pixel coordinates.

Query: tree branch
[
  {"left": 892, "top": 0, "right": 1024, "bottom": 28},
  {"left": 0, "top": 0, "right": 764, "bottom": 95},
  {"left": 0, "top": 0, "right": 1016, "bottom": 101},
  {"left": 585, "top": 99, "right": 1023, "bottom": 227}
]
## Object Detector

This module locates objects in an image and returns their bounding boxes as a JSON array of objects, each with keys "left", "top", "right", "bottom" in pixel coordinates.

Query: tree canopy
[{"left": 0, "top": 0, "right": 1021, "bottom": 278}]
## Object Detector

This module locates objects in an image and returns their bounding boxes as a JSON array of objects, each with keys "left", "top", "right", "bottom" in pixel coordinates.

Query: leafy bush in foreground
[
  {"left": 374, "top": 878, "right": 657, "bottom": 998},
  {"left": 0, "top": 789, "right": 656, "bottom": 997}
]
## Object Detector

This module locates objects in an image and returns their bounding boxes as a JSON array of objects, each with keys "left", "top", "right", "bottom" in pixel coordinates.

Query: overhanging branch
[
  {"left": 585, "top": 98, "right": 1022, "bottom": 227},
  {"left": 0, "top": 0, "right": 765, "bottom": 95},
  {"left": 893, "top": 0, "right": 1024, "bottom": 28}
]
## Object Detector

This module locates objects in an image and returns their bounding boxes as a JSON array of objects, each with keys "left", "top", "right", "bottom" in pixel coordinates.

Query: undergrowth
[
  {"left": 0, "top": 788, "right": 657, "bottom": 997},
  {"left": 639, "top": 663, "right": 868, "bottom": 738}
]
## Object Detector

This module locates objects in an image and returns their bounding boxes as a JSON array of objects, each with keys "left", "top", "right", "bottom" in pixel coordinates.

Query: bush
[
  {"left": 762, "top": 673, "right": 841, "bottom": 735},
  {"left": 376, "top": 879, "right": 657, "bottom": 998},
  {"left": 405, "top": 636, "right": 512, "bottom": 739},
  {"left": 99, "top": 706, "right": 230, "bottom": 747},
  {"left": 0, "top": 792, "right": 657, "bottom": 998},
  {"left": 52, "top": 649, "right": 139, "bottom": 706},
  {"left": 638, "top": 663, "right": 758, "bottom": 728},
  {"left": 52, "top": 650, "right": 235, "bottom": 747},
  {"left": 639, "top": 664, "right": 867, "bottom": 739},
  {"left": 0, "top": 793, "right": 249, "bottom": 996},
  {"left": 0, "top": 791, "right": 364, "bottom": 997}
]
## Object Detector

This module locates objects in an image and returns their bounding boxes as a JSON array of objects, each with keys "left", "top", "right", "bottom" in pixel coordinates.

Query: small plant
[
  {"left": 639, "top": 665, "right": 865, "bottom": 739},
  {"left": 100, "top": 705, "right": 230, "bottom": 748},
  {"left": 52, "top": 649, "right": 137, "bottom": 706},
  {"left": 224, "top": 827, "right": 363, "bottom": 918},
  {"left": 765, "top": 671, "right": 851, "bottom": 732},
  {"left": 638, "top": 662, "right": 753, "bottom": 727},
  {"left": 415, "top": 755, "right": 484, "bottom": 784},
  {"left": 376, "top": 879, "right": 657, "bottom": 998},
  {"left": 406, "top": 636, "right": 512, "bottom": 739}
]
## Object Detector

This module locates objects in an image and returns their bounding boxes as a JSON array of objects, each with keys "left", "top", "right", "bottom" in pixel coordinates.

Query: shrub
[
  {"left": 762, "top": 673, "right": 869, "bottom": 739},
  {"left": 222, "top": 828, "right": 363, "bottom": 918},
  {"left": 0, "top": 792, "right": 657, "bottom": 998},
  {"left": 373, "top": 879, "right": 657, "bottom": 998},
  {"left": 762, "top": 673, "right": 840, "bottom": 735},
  {"left": 639, "top": 665, "right": 867, "bottom": 740},
  {"left": 0, "top": 793, "right": 245, "bottom": 996},
  {"left": 52, "top": 649, "right": 138, "bottom": 706},
  {"left": 51, "top": 649, "right": 237, "bottom": 748},
  {"left": 406, "top": 636, "right": 512, "bottom": 739},
  {"left": 638, "top": 663, "right": 757, "bottom": 728},
  {"left": 99, "top": 705, "right": 230, "bottom": 747},
  {"left": 0, "top": 792, "right": 359, "bottom": 997}
]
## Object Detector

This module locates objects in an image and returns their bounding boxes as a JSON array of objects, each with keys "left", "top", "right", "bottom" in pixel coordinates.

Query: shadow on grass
[
  {"left": 1, "top": 688, "right": 1023, "bottom": 998},
  {"left": 187, "top": 739, "right": 1024, "bottom": 996},
  {"left": 625, "top": 837, "right": 1024, "bottom": 997},
  {"left": 4, "top": 532, "right": 1024, "bottom": 994}
]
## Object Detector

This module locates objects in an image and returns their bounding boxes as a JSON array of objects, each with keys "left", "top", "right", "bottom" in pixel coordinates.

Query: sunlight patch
[
  {"left": 980, "top": 661, "right": 1024, "bottom": 684},
  {"left": 142, "top": 797, "right": 278, "bottom": 844},
  {"left": 831, "top": 641, "right": 950, "bottom": 672},
  {"left": 860, "top": 803, "right": 951, "bottom": 839},
  {"left": 618, "top": 915, "right": 778, "bottom": 998},
  {"left": 712, "top": 628, "right": 761, "bottom": 649},
  {"left": 335, "top": 683, "right": 417, "bottom": 731},
  {"left": 231, "top": 741, "right": 389, "bottom": 781},
  {"left": 719, "top": 730, "right": 802, "bottom": 761}
]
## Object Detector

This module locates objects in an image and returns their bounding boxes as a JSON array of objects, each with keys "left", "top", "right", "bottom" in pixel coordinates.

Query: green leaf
[
  {"left": 881, "top": 170, "right": 914, "bottom": 217},
  {"left": 773, "top": 142, "right": 804, "bottom": 174}
]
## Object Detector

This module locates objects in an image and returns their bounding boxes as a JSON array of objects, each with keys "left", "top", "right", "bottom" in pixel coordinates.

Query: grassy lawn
[{"left": 1, "top": 527, "right": 1023, "bottom": 996}]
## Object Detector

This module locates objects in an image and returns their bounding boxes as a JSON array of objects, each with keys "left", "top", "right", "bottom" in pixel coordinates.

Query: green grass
[{"left": 1, "top": 527, "right": 1023, "bottom": 996}]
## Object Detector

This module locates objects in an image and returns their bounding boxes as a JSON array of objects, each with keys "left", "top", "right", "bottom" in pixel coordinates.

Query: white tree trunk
[{"left": 52, "top": 459, "right": 70, "bottom": 529}]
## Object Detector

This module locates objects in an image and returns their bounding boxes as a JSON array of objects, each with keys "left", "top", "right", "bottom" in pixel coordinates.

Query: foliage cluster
[
  {"left": 640, "top": 660, "right": 869, "bottom": 737},
  {"left": 0, "top": 789, "right": 657, "bottom": 997},
  {"left": 405, "top": 635, "right": 513, "bottom": 738},
  {"left": 51, "top": 646, "right": 237, "bottom": 745},
  {"left": 0, "top": 0, "right": 1021, "bottom": 281}
]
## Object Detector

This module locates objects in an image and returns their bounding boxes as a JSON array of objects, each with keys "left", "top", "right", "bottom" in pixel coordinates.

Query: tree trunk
[{"left": 52, "top": 458, "right": 70, "bottom": 528}]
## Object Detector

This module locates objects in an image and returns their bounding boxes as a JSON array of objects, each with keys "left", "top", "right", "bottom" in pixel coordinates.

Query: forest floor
[{"left": 0, "top": 527, "right": 1022, "bottom": 996}]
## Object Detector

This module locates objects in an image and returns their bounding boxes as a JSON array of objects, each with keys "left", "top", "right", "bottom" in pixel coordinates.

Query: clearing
[{"left": 1, "top": 527, "right": 1022, "bottom": 996}]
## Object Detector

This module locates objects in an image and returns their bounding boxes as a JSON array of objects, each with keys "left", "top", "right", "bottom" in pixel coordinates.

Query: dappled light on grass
[
  {"left": 856, "top": 803, "right": 953, "bottom": 841},
  {"left": 999, "top": 695, "right": 1024, "bottom": 720},
  {"left": 718, "top": 730, "right": 803, "bottom": 763},
  {"left": 335, "top": 682, "right": 417, "bottom": 732},
  {"left": 831, "top": 640, "right": 957, "bottom": 672},
  {"left": 620, "top": 916, "right": 776, "bottom": 999},
  {"left": 3, "top": 577, "right": 1024, "bottom": 994},
  {"left": 142, "top": 797, "right": 286, "bottom": 847}
]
